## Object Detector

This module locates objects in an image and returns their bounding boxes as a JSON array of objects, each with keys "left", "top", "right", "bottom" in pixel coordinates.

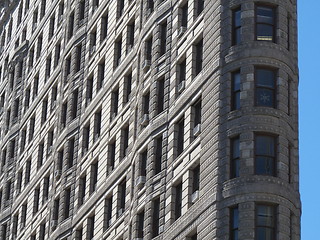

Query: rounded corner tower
[{"left": 0, "top": 0, "right": 300, "bottom": 239}]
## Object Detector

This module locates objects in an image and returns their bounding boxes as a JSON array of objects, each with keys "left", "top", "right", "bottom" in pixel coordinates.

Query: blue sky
[{"left": 298, "top": 1, "right": 320, "bottom": 239}]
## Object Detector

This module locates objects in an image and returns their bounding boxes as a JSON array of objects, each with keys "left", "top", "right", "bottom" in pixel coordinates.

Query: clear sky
[{"left": 298, "top": 1, "right": 320, "bottom": 239}]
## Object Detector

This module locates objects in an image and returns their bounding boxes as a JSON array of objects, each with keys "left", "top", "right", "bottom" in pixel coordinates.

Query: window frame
[
  {"left": 255, "top": 204, "right": 277, "bottom": 240},
  {"left": 254, "top": 67, "right": 277, "bottom": 108},
  {"left": 232, "top": 7, "right": 241, "bottom": 45},
  {"left": 255, "top": 5, "right": 276, "bottom": 43},
  {"left": 231, "top": 70, "right": 241, "bottom": 111},
  {"left": 230, "top": 205, "right": 239, "bottom": 240},
  {"left": 254, "top": 133, "right": 277, "bottom": 176},
  {"left": 230, "top": 136, "right": 240, "bottom": 178}
]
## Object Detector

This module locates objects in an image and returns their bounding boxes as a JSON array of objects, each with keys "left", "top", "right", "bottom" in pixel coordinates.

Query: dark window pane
[
  {"left": 256, "top": 136, "right": 275, "bottom": 156},
  {"left": 257, "top": 7, "right": 274, "bottom": 24},
  {"left": 255, "top": 156, "right": 275, "bottom": 175},
  {"left": 256, "top": 88, "right": 274, "bottom": 107},
  {"left": 256, "top": 69, "right": 275, "bottom": 87},
  {"left": 257, "top": 24, "right": 274, "bottom": 41}
]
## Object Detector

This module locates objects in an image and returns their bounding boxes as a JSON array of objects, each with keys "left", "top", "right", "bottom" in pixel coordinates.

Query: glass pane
[
  {"left": 233, "top": 72, "right": 241, "bottom": 91},
  {"left": 234, "top": 10, "right": 241, "bottom": 27},
  {"left": 256, "top": 88, "right": 274, "bottom": 107},
  {"left": 257, "top": 227, "right": 274, "bottom": 240},
  {"left": 232, "top": 158, "right": 240, "bottom": 178},
  {"left": 255, "top": 156, "right": 275, "bottom": 175},
  {"left": 234, "top": 92, "right": 240, "bottom": 110},
  {"left": 232, "top": 208, "right": 239, "bottom": 228},
  {"left": 256, "top": 136, "right": 275, "bottom": 156},
  {"left": 232, "top": 138, "right": 240, "bottom": 158},
  {"left": 256, "top": 69, "right": 275, "bottom": 87},
  {"left": 235, "top": 28, "right": 241, "bottom": 44},
  {"left": 257, "top": 205, "right": 274, "bottom": 226},
  {"left": 257, "top": 24, "right": 274, "bottom": 41},
  {"left": 257, "top": 6, "right": 274, "bottom": 24},
  {"left": 232, "top": 230, "right": 239, "bottom": 240}
]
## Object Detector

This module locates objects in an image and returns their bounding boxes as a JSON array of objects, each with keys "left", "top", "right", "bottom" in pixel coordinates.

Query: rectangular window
[
  {"left": 255, "top": 204, "right": 276, "bottom": 240},
  {"left": 87, "top": 215, "right": 95, "bottom": 240},
  {"left": 192, "top": 165, "right": 200, "bottom": 194},
  {"left": 78, "top": 175, "right": 86, "bottom": 206},
  {"left": 89, "top": 161, "right": 98, "bottom": 194},
  {"left": 155, "top": 136, "right": 162, "bottom": 174},
  {"left": 230, "top": 206, "right": 239, "bottom": 240},
  {"left": 160, "top": 22, "right": 167, "bottom": 56},
  {"left": 36, "top": 34, "right": 42, "bottom": 59},
  {"left": 127, "top": 21, "right": 135, "bottom": 52},
  {"left": 12, "top": 214, "right": 18, "bottom": 237},
  {"left": 41, "top": 99, "right": 48, "bottom": 124},
  {"left": 143, "top": 92, "right": 150, "bottom": 116},
  {"left": 29, "top": 116, "right": 35, "bottom": 141},
  {"left": 124, "top": 72, "right": 132, "bottom": 104},
  {"left": 232, "top": 71, "right": 241, "bottom": 110},
  {"left": 97, "top": 61, "right": 105, "bottom": 91},
  {"left": 140, "top": 150, "right": 147, "bottom": 177},
  {"left": 122, "top": 126, "right": 129, "bottom": 159},
  {"left": 145, "top": 37, "right": 152, "bottom": 62},
  {"left": 86, "top": 76, "right": 93, "bottom": 106},
  {"left": 231, "top": 136, "right": 240, "bottom": 178},
  {"left": 108, "top": 142, "right": 116, "bottom": 173},
  {"left": 94, "top": 110, "right": 102, "bottom": 141},
  {"left": 196, "top": 0, "right": 204, "bottom": 16},
  {"left": 104, "top": 196, "right": 113, "bottom": 230},
  {"left": 118, "top": 180, "right": 126, "bottom": 217},
  {"left": 174, "top": 182, "right": 182, "bottom": 220},
  {"left": 33, "top": 187, "right": 40, "bottom": 214},
  {"left": 68, "top": 12, "right": 75, "bottom": 40},
  {"left": 255, "top": 6, "right": 276, "bottom": 42},
  {"left": 51, "top": 85, "right": 58, "bottom": 110},
  {"left": 21, "top": 203, "right": 27, "bottom": 228},
  {"left": 137, "top": 211, "right": 145, "bottom": 238},
  {"left": 16, "top": 171, "right": 22, "bottom": 194},
  {"left": 115, "top": 38, "right": 122, "bottom": 67},
  {"left": 117, "top": 0, "right": 125, "bottom": 18},
  {"left": 39, "top": 223, "right": 45, "bottom": 240},
  {"left": 75, "top": 45, "right": 82, "bottom": 72},
  {"left": 147, "top": 0, "right": 154, "bottom": 14},
  {"left": 61, "top": 102, "right": 67, "bottom": 128},
  {"left": 101, "top": 13, "right": 108, "bottom": 42},
  {"left": 177, "top": 117, "right": 184, "bottom": 156},
  {"left": 71, "top": 89, "right": 79, "bottom": 120},
  {"left": 42, "top": 176, "right": 49, "bottom": 203},
  {"left": 255, "top": 134, "right": 276, "bottom": 176},
  {"left": 111, "top": 88, "right": 119, "bottom": 119},
  {"left": 180, "top": 3, "right": 188, "bottom": 28},
  {"left": 194, "top": 39, "right": 203, "bottom": 76},
  {"left": 49, "top": 16, "right": 55, "bottom": 40},
  {"left": 67, "top": 138, "right": 75, "bottom": 169},
  {"left": 255, "top": 68, "right": 276, "bottom": 108},
  {"left": 53, "top": 198, "right": 60, "bottom": 220},
  {"left": 79, "top": 0, "right": 85, "bottom": 22},
  {"left": 177, "top": 59, "right": 186, "bottom": 93},
  {"left": 89, "top": 30, "right": 97, "bottom": 56},
  {"left": 193, "top": 99, "right": 201, "bottom": 138},
  {"left": 25, "top": 159, "right": 31, "bottom": 185},
  {"left": 152, "top": 198, "right": 160, "bottom": 238},
  {"left": 157, "top": 78, "right": 165, "bottom": 114},
  {"left": 65, "top": 56, "right": 71, "bottom": 79},
  {"left": 64, "top": 188, "right": 71, "bottom": 219},
  {"left": 233, "top": 8, "right": 241, "bottom": 45},
  {"left": 82, "top": 124, "right": 90, "bottom": 155},
  {"left": 54, "top": 43, "right": 61, "bottom": 68}
]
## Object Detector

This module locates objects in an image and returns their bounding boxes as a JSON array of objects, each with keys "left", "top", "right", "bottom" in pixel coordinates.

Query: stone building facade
[{"left": 0, "top": 0, "right": 300, "bottom": 239}]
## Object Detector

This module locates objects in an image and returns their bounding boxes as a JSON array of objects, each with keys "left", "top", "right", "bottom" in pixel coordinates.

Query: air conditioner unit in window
[
  {"left": 135, "top": 176, "right": 146, "bottom": 187},
  {"left": 191, "top": 190, "right": 199, "bottom": 203},
  {"left": 141, "top": 114, "right": 149, "bottom": 126},
  {"left": 54, "top": 170, "right": 62, "bottom": 179},
  {"left": 178, "top": 26, "right": 187, "bottom": 37},
  {"left": 51, "top": 220, "right": 58, "bottom": 228},
  {"left": 177, "top": 80, "right": 185, "bottom": 94},
  {"left": 142, "top": 59, "right": 151, "bottom": 70},
  {"left": 193, "top": 124, "right": 201, "bottom": 137}
]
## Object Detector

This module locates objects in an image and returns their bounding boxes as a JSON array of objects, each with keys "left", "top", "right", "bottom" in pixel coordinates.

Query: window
[
  {"left": 122, "top": 126, "right": 129, "bottom": 159},
  {"left": 75, "top": 45, "right": 82, "bottom": 72},
  {"left": 45, "top": 55, "right": 52, "bottom": 80},
  {"left": 36, "top": 34, "right": 43, "bottom": 59},
  {"left": 111, "top": 88, "right": 119, "bottom": 119},
  {"left": 97, "top": 61, "right": 105, "bottom": 91},
  {"left": 63, "top": 188, "right": 71, "bottom": 219},
  {"left": 193, "top": 99, "right": 201, "bottom": 138},
  {"left": 255, "top": 204, "right": 276, "bottom": 240},
  {"left": 92, "top": 0, "right": 99, "bottom": 12},
  {"left": 192, "top": 165, "right": 200, "bottom": 195},
  {"left": 108, "top": 141, "right": 116, "bottom": 173},
  {"left": 176, "top": 117, "right": 184, "bottom": 156},
  {"left": 177, "top": 59, "right": 186, "bottom": 93},
  {"left": 25, "top": 159, "right": 31, "bottom": 185},
  {"left": 127, "top": 21, "right": 135, "bottom": 52},
  {"left": 160, "top": 22, "right": 167, "bottom": 56},
  {"left": 41, "top": 98, "right": 48, "bottom": 124},
  {"left": 231, "top": 136, "right": 240, "bottom": 178},
  {"left": 140, "top": 150, "right": 147, "bottom": 177},
  {"left": 118, "top": 180, "right": 126, "bottom": 217},
  {"left": 137, "top": 211, "right": 145, "bottom": 238},
  {"left": 174, "top": 182, "right": 182, "bottom": 220},
  {"left": 255, "top": 6, "right": 276, "bottom": 42},
  {"left": 194, "top": 39, "right": 203, "bottom": 76},
  {"left": 142, "top": 92, "right": 150, "bottom": 124},
  {"left": 157, "top": 78, "right": 165, "bottom": 114},
  {"left": 71, "top": 89, "right": 79, "bottom": 119},
  {"left": 39, "top": 223, "right": 45, "bottom": 240},
  {"left": 25, "top": 87, "right": 30, "bottom": 111},
  {"left": 147, "top": 0, "right": 154, "bottom": 14},
  {"left": 67, "top": 138, "right": 75, "bottom": 169},
  {"left": 255, "top": 134, "right": 276, "bottom": 176},
  {"left": 51, "top": 85, "right": 58, "bottom": 110},
  {"left": 145, "top": 37, "right": 152, "bottom": 63},
  {"left": 196, "top": 0, "right": 204, "bottom": 16},
  {"left": 152, "top": 198, "right": 160, "bottom": 238},
  {"left": 230, "top": 206, "right": 239, "bottom": 240},
  {"left": 89, "top": 161, "right": 98, "bottom": 194},
  {"left": 180, "top": 3, "right": 188, "bottom": 29},
  {"left": 94, "top": 110, "right": 102, "bottom": 141},
  {"left": 29, "top": 116, "right": 35, "bottom": 141},
  {"left": 155, "top": 136, "right": 163, "bottom": 174},
  {"left": 21, "top": 203, "right": 27, "bottom": 228},
  {"left": 33, "top": 187, "right": 40, "bottom": 214},
  {"left": 117, "top": 0, "right": 125, "bottom": 18},
  {"left": 12, "top": 214, "right": 18, "bottom": 238},
  {"left": 82, "top": 124, "right": 90, "bottom": 155},
  {"left": 86, "top": 76, "right": 93, "bottom": 106},
  {"left": 101, "top": 13, "right": 108, "bottom": 42},
  {"left": 89, "top": 30, "right": 97, "bottom": 56},
  {"left": 49, "top": 16, "right": 55, "bottom": 40},
  {"left": 65, "top": 56, "right": 71, "bottom": 79},
  {"left": 79, "top": 0, "right": 85, "bottom": 22},
  {"left": 233, "top": 8, "right": 241, "bottom": 45},
  {"left": 54, "top": 43, "right": 61, "bottom": 68},
  {"left": 87, "top": 215, "right": 95, "bottom": 240},
  {"left": 42, "top": 176, "right": 49, "bottom": 203},
  {"left": 68, "top": 12, "right": 75, "bottom": 40},
  {"left": 76, "top": 227, "right": 83, "bottom": 240},
  {"left": 33, "top": 75, "right": 39, "bottom": 99},
  {"left": 255, "top": 68, "right": 276, "bottom": 108},
  {"left": 1, "top": 223, "right": 7, "bottom": 240},
  {"left": 40, "top": 0, "right": 46, "bottom": 18},
  {"left": 231, "top": 71, "right": 241, "bottom": 110},
  {"left": 78, "top": 175, "right": 86, "bottom": 206},
  {"left": 16, "top": 171, "right": 22, "bottom": 194},
  {"left": 124, "top": 72, "right": 132, "bottom": 104},
  {"left": 115, "top": 38, "right": 122, "bottom": 67},
  {"left": 57, "top": 149, "right": 64, "bottom": 173},
  {"left": 104, "top": 196, "right": 113, "bottom": 230},
  {"left": 53, "top": 198, "right": 60, "bottom": 221}
]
